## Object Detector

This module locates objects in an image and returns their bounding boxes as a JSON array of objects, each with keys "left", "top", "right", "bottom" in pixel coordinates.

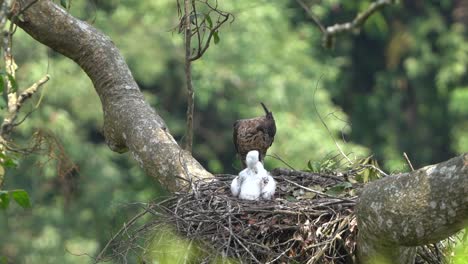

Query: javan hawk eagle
[{"left": 233, "top": 103, "right": 276, "bottom": 168}]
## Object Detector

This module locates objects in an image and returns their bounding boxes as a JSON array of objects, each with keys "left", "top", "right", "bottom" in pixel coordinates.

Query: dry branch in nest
[
  {"left": 99, "top": 168, "right": 456, "bottom": 264},
  {"left": 99, "top": 169, "right": 359, "bottom": 263}
]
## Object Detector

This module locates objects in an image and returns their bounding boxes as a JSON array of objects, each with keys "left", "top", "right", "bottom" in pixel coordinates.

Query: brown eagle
[{"left": 233, "top": 103, "right": 276, "bottom": 168}]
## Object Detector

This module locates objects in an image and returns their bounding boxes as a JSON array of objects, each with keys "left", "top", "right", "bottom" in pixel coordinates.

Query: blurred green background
[{"left": 1, "top": 0, "right": 467, "bottom": 263}]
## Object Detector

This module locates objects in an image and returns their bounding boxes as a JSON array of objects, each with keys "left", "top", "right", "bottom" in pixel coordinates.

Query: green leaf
[
  {"left": 6, "top": 74, "right": 18, "bottom": 93},
  {"left": 307, "top": 160, "right": 320, "bottom": 173},
  {"left": 0, "top": 97, "right": 6, "bottom": 110},
  {"left": 0, "top": 165, "right": 4, "bottom": 185},
  {"left": 0, "top": 256, "right": 8, "bottom": 264},
  {"left": 0, "top": 191, "right": 10, "bottom": 209},
  {"left": 205, "top": 14, "right": 213, "bottom": 29},
  {"left": 325, "top": 182, "right": 352, "bottom": 196},
  {"left": 3, "top": 156, "right": 17, "bottom": 168},
  {"left": 60, "top": 0, "right": 68, "bottom": 9},
  {"left": 0, "top": 75, "right": 4, "bottom": 93},
  {"left": 213, "top": 31, "right": 220, "bottom": 44},
  {"left": 10, "top": 190, "right": 31, "bottom": 208},
  {"left": 355, "top": 156, "right": 382, "bottom": 183}
]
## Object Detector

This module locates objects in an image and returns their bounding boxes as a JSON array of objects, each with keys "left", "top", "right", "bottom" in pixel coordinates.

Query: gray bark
[
  {"left": 13, "top": 0, "right": 212, "bottom": 191},
  {"left": 356, "top": 153, "right": 468, "bottom": 263}
]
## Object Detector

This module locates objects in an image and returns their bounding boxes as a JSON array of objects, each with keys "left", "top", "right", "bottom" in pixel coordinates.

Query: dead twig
[
  {"left": 403, "top": 152, "right": 415, "bottom": 171},
  {"left": 100, "top": 166, "right": 450, "bottom": 263},
  {"left": 295, "top": 0, "right": 395, "bottom": 48},
  {"left": 312, "top": 76, "right": 353, "bottom": 165}
]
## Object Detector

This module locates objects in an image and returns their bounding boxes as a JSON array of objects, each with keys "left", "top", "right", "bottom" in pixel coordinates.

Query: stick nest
[{"left": 100, "top": 168, "right": 452, "bottom": 264}]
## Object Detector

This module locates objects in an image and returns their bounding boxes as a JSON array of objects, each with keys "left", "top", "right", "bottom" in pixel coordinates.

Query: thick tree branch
[
  {"left": 356, "top": 153, "right": 468, "bottom": 263},
  {"left": 13, "top": 0, "right": 212, "bottom": 191}
]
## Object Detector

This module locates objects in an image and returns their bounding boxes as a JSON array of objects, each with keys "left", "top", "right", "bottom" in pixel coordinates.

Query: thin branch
[
  {"left": 17, "top": 0, "right": 40, "bottom": 16},
  {"left": 312, "top": 76, "right": 352, "bottom": 164},
  {"left": 268, "top": 153, "right": 296, "bottom": 170},
  {"left": 403, "top": 152, "right": 415, "bottom": 171},
  {"left": 295, "top": 0, "right": 395, "bottom": 48},
  {"left": 17, "top": 74, "right": 49, "bottom": 105},
  {"left": 295, "top": 0, "right": 325, "bottom": 33},
  {"left": 183, "top": 0, "right": 194, "bottom": 153},
  {"left": 281, "top": 176, "right": 356, "bottom": 203},
  {"left": 192, "top": 0, "right": 202, "bottom": 57},
  {"left": 180, "top": 0, "right": 232, "bottom": 151},
  {"left": 189, "top": 12, "right": 230, "bottom": 61},
  {"left": 94, "top": 206, "right": 152, "bottom": 263},
  {"left": 0, "top": 74, "right": 50, "bottom": 137}
]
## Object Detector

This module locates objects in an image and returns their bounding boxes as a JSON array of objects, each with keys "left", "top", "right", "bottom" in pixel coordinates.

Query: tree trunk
[
  {"left": 12, "top": 0, "right": 212, "bottom": 191},
  {"left": 356, "top": 153, "right": 468, "bottom": 263}
]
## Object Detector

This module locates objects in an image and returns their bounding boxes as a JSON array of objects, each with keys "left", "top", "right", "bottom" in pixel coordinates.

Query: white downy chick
[
  {"left": 256, "top": 162, "right": 276, "bottom": 200},
  {"left": 238, "top": 151, "right": 263, "bottom": 200},
  {"left": 230, "top": 176, "right": 241, "bottom": 197},
  {"left": 232, "top": 150, "right": 258, "bottom": 197}
]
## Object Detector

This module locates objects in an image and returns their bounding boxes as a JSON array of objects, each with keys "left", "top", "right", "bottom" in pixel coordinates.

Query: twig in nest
[
  {"left": 268, "top": 153, "right": 296, "bottom": 170},
  {"left": 100, "top": 170, "right": 359, "bottom": 263},
  {"left": 312, "top": 76, "right": 352, "bottom": 165},
  {"left": 281, "top": 176, "right": 356, "bottom": 203},
  {"left": 403, "top": 152, "right": 415, "bottom": 171},
  {"left": 100, "top": 167, "right": 457, "bottom": 263}
]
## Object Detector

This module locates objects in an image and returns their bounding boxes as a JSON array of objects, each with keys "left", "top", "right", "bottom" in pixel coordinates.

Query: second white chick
[
  {"left": 230, "top": 176, "right": 241, "bottom": 197},
  {"left": 238, "top": 150, "right": 263, "bottom": 200},
  {"left": 255, "top": 161, "right": 276, "bottom": 200}
]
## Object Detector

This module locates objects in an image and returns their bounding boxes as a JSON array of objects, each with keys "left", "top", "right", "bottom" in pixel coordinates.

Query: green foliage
[
  {"left": 213, "top": 31, "right": 220, "bottom": 44},
  {"left": 205, "top": 14, "right": 213, "bottom": 29},
  {"left": 9, "top": 190, "right": 31, "bottom": 208},
  {"left": 451, "top": 230, "right": 468, "bottom": 264},
  {"left": 0, "top": 0, "right": 466, "bottom": 263},
  {"left": 306, "top": 153, "right": 347, "bottom": 174},
  {"left": 60, "top": 0, "right": 69, "bottom": 9},
  {"left": 0, "top": 71, "right": 19, "bottom": 93},
  {"left": 325, "top": 182, "right": 352, "bottom": 196},
  {"left": 144, "top": 227, "right": 202, "bottom": 263},
  {"left": 6, "top": 74, "right": 18, "bottom": 93},
  {"left": 0, "top": 152, "right": 18, "bottom": 169},
  {"left": 309, "top": 0, "right": 468, "bottom": 171},
  {"left": 0, "top": 75, "right": 4, "bottom": 94},
  {"left": 354, "top": 156, "right": 382, "bottom": 183},
  {"left": 0, "top": 191, "right": 9, "bottom": 209},
  {"left": 142, "top": 226, "right": 238, "bottom": 263},
  {"left": 0, "top": 189, "right": 31, "bottom": 209}
]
